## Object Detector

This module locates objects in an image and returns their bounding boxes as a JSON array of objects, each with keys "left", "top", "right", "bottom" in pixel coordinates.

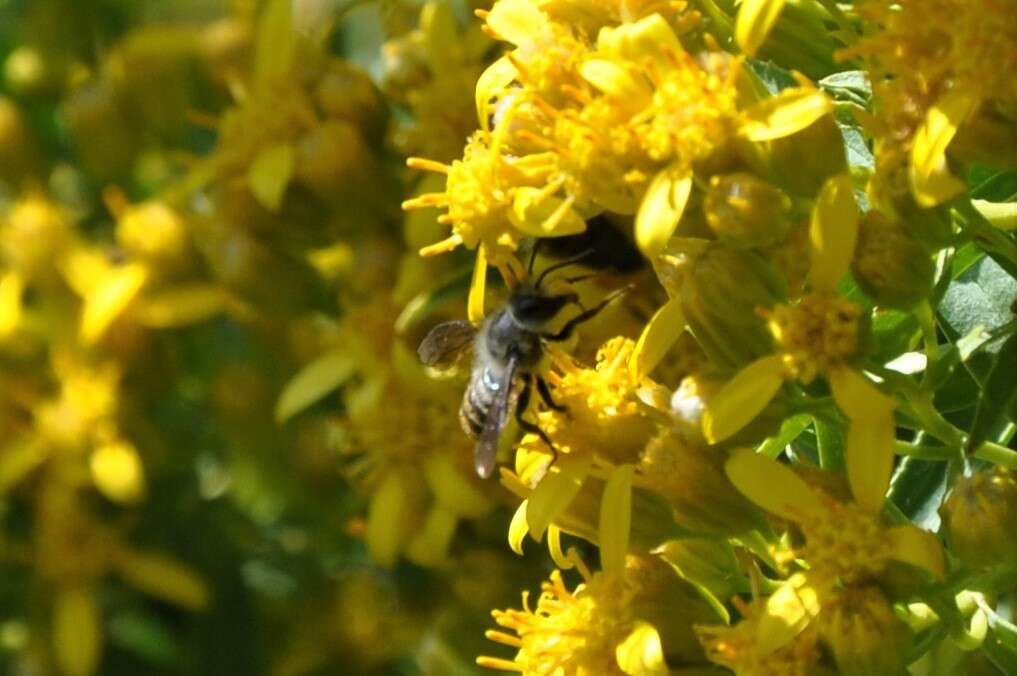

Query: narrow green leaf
[{"left": 967, "top": 331, "right": 1017, "bottom": 451}]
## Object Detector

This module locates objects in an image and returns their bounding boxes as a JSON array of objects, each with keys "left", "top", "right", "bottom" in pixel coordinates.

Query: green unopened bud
[
  {"left": 941, "top": 466, "right": 1017, "bottom": 570},
  {"left": 852, "top": 211, "right": 934, "bottom": 309},
  {"left": 0, "top": 97, "right": 41, "bottom": 184},
  {"left": 703, "top": 173, "right": 791, "bottom": 248},
  {"left": 626, "top": 553, "right": 720, "bottom": 665},
  {"left": 949, "top": 104, "right": 1017, "bottom": 171},
  {"left": 658, "top": 240, "right": 784, "bottom": 370},
  {"left": 639, "top": 430, "right": 765, "bottom": 535},
  {"left": 316, "top": 60, "right": 387, "bottom": 143},
  {"left": 294, "top": 120, "right": 378, "bottom": 205},
  {"left": 818, "top": 587, "right": 909, "bottom": 676},
  {"left": 116, "top": 202, "right": 190, "bottom": 273},
  {"left": 61, "top": 79, "right": 137, "bottom": 182},
  {"left": 768, "top": 114, "right": 846, "bottom": 197},
  {"left": 655, "top": 538, "right": 742, "bottom": 602}
]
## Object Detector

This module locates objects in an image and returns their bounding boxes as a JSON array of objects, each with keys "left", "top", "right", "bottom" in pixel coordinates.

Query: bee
[{"left": 418, "top": 252, "right": 623, "bottom": 478}]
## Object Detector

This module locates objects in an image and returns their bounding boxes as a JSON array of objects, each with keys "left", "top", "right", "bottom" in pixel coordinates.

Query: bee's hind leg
[
  {"left": 515, "top": 375, "right": 558, "bottom": 462},
  {"left": 536, "top": 376, "right": 567, "bottom": 413}
]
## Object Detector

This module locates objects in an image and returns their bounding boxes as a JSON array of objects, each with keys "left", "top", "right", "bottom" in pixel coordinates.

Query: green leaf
[
  {"left": 938, "top": 256, "right": 1017, "bottom": 380},
  {"left": 813, "top": 413, "right": 846, "bottom": 472},
  {"left": 108, "top": 612, "right": 180, "bottom": 665},
  {"left": 757, "top": 413, "right": 812, "bottom": 458},
  {"left": 819, "top": 70, "right": 871, "bottom": 104},
  {"left": 870, "top": 309, "right": 919, "bottom": 365},
  {"left": 746, "top": 59, "right": 796, "bottom": 94},
  {"left": 967, "top": 331, "right": 1017, "bottom": 451},
  {"left": 886, "top": 457, "right": 947, "bottom": 530},
  {"left": 969, "top": 166, "right": 1017, "bottom": 202}
]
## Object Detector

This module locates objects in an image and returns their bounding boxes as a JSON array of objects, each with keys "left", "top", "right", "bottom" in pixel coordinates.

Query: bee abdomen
[{"left": 459, "top": 368, "right": 496, "bottom": 439}]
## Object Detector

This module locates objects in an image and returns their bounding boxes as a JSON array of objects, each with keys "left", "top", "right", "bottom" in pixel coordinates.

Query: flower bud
[
  {"left": 703, "top": 173, "right": 791, "bottom": 248},
  {"left": 639, "top": 431, "right": 766, "bottom": 535},
  {"left": 116, "top": 202, "right": 190, "bottom": 273},
  {"left": 941, "top": 465, "right": 1017, "bottom": 570},
  {"left": 315, "top": 60, "right": 387, "bottom": 143},
  {"left": 658, "top": 240, "right": 784, "bottom": 370},
  {"left": 0, "top": 196, "right": 72, "bottom": 280},
  {"left": 852, "top": 211, "right": 934, "bottom": 309},
  {"left": 61, "top": 79, "right": 137, "bottom": 182},
  {"left": 294, "top": 120, "right": 379, "bottom": 205},
  {"left": 768, "top": 114, "right": 847, "bottom": 197},
  {"left": 0, "top": 97, "right": 41, "bottom": 183},
  {"left": 627, "top": 553, "right": 719, "bottom": 664},
  {"left": 818, "top": 587, "right": 909, "bottom": 676}
]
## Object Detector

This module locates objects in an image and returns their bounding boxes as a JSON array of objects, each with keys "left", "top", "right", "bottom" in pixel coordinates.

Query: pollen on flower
[
  {"left": 798, "top": 492, "right": 892, "bottom": 584},
  {"left": 764, "top": 293, "right": 862, "bottom": 383},
  {"left": 524, "top": 338, "right": 659, "bottom": 465},
  {"left": 478, "top": 568, "right": 635, "bottom": 675},
  {"left": 404, "top": 131, "right": 563, "bottom": 264},
  {"left": 697, "top": 616, "right": 822, "bottom": 676}
]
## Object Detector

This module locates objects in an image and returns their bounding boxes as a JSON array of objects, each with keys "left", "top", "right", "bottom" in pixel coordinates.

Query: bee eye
[{"left": 511, "top": 293, "right": 566, "bottom": 321}]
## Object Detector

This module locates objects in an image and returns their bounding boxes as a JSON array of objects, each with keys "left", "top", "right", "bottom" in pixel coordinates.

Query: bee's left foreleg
[
  {"left": 516, "top": 375, "right": 556, "bottom": 453},
  {"left": 536, "top": 376, "right": 567, "bottom": 413}
]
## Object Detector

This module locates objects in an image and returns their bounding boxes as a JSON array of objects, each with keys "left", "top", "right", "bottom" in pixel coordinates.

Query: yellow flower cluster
[{"left": 1, "top": 0, "right": 1017, "bottom": 675}]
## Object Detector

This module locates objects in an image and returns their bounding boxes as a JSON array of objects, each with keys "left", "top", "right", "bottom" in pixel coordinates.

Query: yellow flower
[
  {"left": 478, "top": 561, "right": 668, "bottom": 675},
  {"left": 506, "top": 338, "right": 665, "bottom": 571},
  {"left": 725, "top": 447, "right": 944, "bottom": 586},
  {"left": 842, "top": 0, "right": 1017, "bottom": 207},
  {"left": 697, "top": 581, "right": 823, "bottom": 676}
]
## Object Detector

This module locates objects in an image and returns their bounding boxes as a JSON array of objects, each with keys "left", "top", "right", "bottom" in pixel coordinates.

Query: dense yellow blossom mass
[{"left": 0, "top": 0, "right": 1015, "bottom": 674}]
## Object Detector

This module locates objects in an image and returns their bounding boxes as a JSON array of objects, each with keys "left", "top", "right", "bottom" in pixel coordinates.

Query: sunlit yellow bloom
[
  {"left": 842, "top": 0, "right": 1017, "bottom": 206},
  {"left": 697, "top": 585, "right": 822, "bottom": 676},
  {"left": 478, "top": 562, "right": 668, "bottom": 675},
  {"left": 725, "top": 449, "right": 945, "bottom": 584},
  {"left": 763, "top": 292, "right": 861, "bottom": 385}
]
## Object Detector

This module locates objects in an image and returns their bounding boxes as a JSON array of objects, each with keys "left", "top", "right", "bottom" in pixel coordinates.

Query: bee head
[{"left": 508, "top": 286, "right": 577, "bottom": 326}]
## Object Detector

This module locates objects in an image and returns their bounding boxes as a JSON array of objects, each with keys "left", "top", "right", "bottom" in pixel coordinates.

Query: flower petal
[
  {"left": 485, "top": 0, "right": 549, "bottom": 46},
  {"left": 405, "top": 507, "right": 458, "bottom": 567},
  {"left": 424, "top": 452, "right": 494, "bottom": 519},
  {"left": 468, "top": 244, "right": 488, "bottom": 323},
  {"left": 735, "top": 0, "right": 787, "bottom": 57},
  {"left": 476, "top": 57, "right": 517, "bottom": 131},
  {"left": 703, "top": 355, "right": 785, "bottom": 443},
  {"left": 508, "top": 499, "right": 529, "bottom": 554},
  {"left": 599, "top": 464, "right": 634, "bottom": 575},
  {"left": 616, "top": 621, "right": 668, "bottom": 676},
  {"left": 548, "top": 525, "right": 574, "bottom": 569},
  {"left": 115, "top": 550, "right": 209, "bottom": 610},
  {"left": 366, "top": 470, "right": 413, "bottom": 567},
  {"left": 809, "top": 173, "right": 858, "bottom": 291},
  {"left": 971, "top": 199, "right": 1017, "bottom": 231},
  {"left": 596, "top": 15, "right": 681, "bottom": 62},
  {"left": 247, "top": 142, "right": 295, "bottom": 212},
  {"left": 741, "top": 87, "right": 831, "bottom": 141},
  {"left": 80, "top": 263, "right": 149, "bottom": 345},
  {"left": 630, "top": 297, "right": 686, "bottom": 380},
  {"left": 910, "top": 90, "right": 977, "bottom": 208},
  {"left": 829, "top": 367, "right": 897, "bottom": 512},
  {"left": 636, "top": 164, "right": 692, "bottom": 257},
  {"left": 526, "top": 455, "right": 590, "bottom": 541},
  {"left": 725, "top": 448, "right": 822, "bottom": 522},
  {"left": 581, "top": 59, "right": 643, "bottom": 100},
  {"left": 275, "top": 350, "right": 357, "bottom": 423},
  {"left": 757, "top": 574, "right": 821, "bottom": 653},
  {"left": 887, "top": 524, "right": 945, "bottom": 579},
  {"left": 134, "top": 284, "right": 228, "bottom": 328},
  {"left": 0, "top": 271, "right": 23, "bottom": 337}
]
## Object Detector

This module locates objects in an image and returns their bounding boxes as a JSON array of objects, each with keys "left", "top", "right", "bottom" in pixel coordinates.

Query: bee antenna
[
  {"left": 527, "top": 239, "right": 543, "bottom": 277},
  {"left": 536, "top": 248, "right": 595, "bottom": 288}
]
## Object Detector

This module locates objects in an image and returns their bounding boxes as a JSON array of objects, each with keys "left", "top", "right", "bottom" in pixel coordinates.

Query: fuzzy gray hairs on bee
[{"left": 417, "top": 246, "right": 627, "bottom": 478}]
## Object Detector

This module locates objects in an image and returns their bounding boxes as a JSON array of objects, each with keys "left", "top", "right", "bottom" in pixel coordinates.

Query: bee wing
[
  {"left": 417, "top": 320, "right": 477, "bottom": 368},
  {"left": 475, "top": 355, "right": 518, "bottom": 479}
]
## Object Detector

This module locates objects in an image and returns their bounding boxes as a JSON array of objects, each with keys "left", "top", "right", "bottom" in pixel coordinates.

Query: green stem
[{"left": 972, "top": 441, "right": 1017, "bottom": 470}]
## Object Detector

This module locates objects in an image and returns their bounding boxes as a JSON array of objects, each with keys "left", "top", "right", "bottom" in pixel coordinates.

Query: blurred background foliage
[{"left": 0, "top": 1, "right": 542, "bottom": 674}]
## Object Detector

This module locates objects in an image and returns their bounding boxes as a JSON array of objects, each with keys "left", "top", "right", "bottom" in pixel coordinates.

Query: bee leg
[
  {"left": 515, "top": 376, "right": 556, "bottom": 452},
  {"left": 536, "top": 376, "right": 567, "bottom": 413},
  {"left": 541, "top": 286, "right": 629, "bottom": 342}
]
